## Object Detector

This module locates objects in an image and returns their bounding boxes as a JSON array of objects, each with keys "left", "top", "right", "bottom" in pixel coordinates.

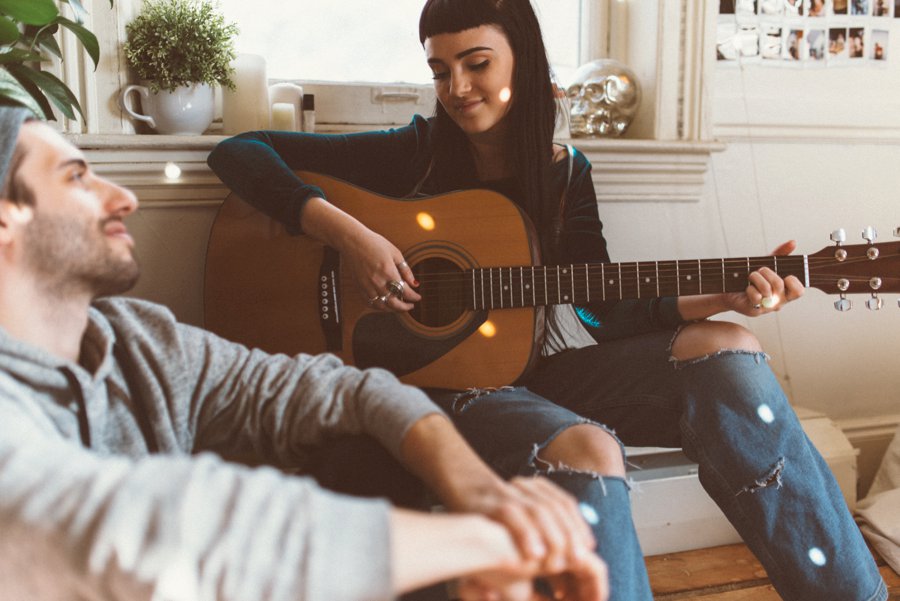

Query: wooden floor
[{"left": 646, "top": 543, "right": 900, "bottom": 600}]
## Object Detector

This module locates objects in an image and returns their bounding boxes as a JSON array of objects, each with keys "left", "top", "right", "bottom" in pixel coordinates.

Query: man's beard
[{"left": 22, "top": 210, "right": 140, "bottom": 298}]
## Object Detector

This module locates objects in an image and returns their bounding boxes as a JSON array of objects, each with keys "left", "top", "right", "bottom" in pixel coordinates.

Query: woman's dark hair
[{"left": 419, "top": 0, "right": 559, "bottom": 257}]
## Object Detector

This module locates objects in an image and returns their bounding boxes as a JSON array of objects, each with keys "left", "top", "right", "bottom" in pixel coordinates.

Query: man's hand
[
  {"left": 457, "top": 548, "right": 609, "bottom": 601},
  {"left": 400, "top": 415, "right": 596, "bottom": 571}
]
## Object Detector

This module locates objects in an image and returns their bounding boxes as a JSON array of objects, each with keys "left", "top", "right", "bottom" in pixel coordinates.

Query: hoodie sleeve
[
  {"left": 98, "top": 298, "right": 442, "bottom": 466},
  {"left": 0, "top": 412, "right": 394, "bottom": 601}
]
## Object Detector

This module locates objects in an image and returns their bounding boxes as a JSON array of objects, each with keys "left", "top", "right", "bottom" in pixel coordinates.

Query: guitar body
[{"left": 204, "top": 171, "right": 544, "bottom": 389}]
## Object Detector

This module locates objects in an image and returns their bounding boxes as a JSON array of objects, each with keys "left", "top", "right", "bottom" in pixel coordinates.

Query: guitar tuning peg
[
  {"left": 866, "top": 293, "right": 883, "bottom": 311},
  {"left": 830, "top": 229, "right": 846, "bottom": 245},
  {"left": 862, "top": 226, "right": 878, "bottom": 244},
  {"left": 834, "top": 295, "right": 852, "bottom": 312}
]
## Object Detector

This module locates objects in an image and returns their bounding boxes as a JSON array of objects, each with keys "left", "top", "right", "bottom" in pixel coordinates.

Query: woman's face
[{"left": 424, "top": 25, "right": 515, "bottom": 141}]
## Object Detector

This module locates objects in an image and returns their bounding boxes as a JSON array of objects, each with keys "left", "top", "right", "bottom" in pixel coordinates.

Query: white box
[{"left": 627, "top": 406, "right": 859, "bottom": 556}]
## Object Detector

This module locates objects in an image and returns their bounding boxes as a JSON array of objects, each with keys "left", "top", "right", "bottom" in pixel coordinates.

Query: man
[{"left": 0, "top": 108, "right": 606, "bottom": 601}]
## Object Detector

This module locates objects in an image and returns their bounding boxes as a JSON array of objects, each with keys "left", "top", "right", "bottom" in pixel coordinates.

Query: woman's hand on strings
[
  {"left": 340, "top": 224, "right": 420, "bottom": 312},
  {"left": 725, "top": 240, "right": 805, "bottom": 317}
]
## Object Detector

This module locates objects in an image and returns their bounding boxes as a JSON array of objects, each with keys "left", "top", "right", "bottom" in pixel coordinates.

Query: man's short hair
[{"left": 0, "top": 143, "right": 34, "bottom": 207}]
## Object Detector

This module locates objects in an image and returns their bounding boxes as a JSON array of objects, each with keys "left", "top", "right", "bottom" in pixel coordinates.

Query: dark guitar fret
[{"left": 470, "top": 255, "right": 809, "bottom": 310}]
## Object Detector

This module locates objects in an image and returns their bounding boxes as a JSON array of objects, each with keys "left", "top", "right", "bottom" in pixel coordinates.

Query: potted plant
[
  {"left": 122, "top": 0, "right": 237, "bottom": 134},
  {"left": 0, "top": 0, "right": 111, "bottom": 123}
]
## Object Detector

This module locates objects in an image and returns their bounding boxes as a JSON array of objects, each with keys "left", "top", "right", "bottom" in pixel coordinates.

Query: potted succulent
[
  {"left": 0, "top": 0, "right": 111, "bottom": 123},
  {"left": 122, "top": 0, "right": 237, "bottom": 134}
]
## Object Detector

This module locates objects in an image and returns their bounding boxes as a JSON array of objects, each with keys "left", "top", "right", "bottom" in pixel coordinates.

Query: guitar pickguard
[{"left": 352, "top": 310, "right": 489, "bottom": 376}]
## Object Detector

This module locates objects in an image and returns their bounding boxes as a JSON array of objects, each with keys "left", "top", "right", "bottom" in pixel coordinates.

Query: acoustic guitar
[{"left": 204, "top": 171, "right": 900, "bottom": 389}]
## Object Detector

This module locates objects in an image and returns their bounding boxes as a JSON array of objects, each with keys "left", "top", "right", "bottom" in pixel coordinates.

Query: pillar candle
[
  {"left": 268, "top": 82, "right": 303, "bottom": 131},
  {"left": 271, "top": 102, "right": 296, "bottom": 131},
  {"left": 222, "top": 53, "right": 270, "bottom": 134}
]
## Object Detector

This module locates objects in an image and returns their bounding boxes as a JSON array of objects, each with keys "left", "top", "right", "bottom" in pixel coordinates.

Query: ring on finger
[
  {"left": 367, "top": 294, "right": 381, "bottom": 306},
  {"left": 387, "top": 279, "right": 405, "bottom": 300},
  {"left": 760, "top": 295, "right": 779, "bottom": 309},
  {"left": 378, "top": 294, "right": 389, "bottom": 304},
  {"left": 397, "top": 260, "right": 409, "bottom": 270}
]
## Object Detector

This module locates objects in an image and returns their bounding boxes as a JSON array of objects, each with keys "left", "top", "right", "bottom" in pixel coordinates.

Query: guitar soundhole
[{"left": 410, "top": 258, "right": 467, "bottom": 327}]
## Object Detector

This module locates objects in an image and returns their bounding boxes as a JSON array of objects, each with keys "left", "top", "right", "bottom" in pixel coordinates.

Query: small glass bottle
[{"left": 302, "top": 94, "right": 316, "bottom": 133}]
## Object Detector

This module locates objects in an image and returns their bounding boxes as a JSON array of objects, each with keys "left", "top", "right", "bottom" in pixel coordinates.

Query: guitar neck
[{"left": 467, "top": 255, "right": 808, "bottom": 310}]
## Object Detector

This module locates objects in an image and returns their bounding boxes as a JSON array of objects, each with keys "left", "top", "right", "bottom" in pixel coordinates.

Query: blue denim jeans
[{"left": 429, "top": 327, "right": 887, "bottom": 601}]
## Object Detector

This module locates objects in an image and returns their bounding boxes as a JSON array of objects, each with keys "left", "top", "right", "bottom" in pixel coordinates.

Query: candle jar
[{"left": 222, "top": 53, "right": 270, "bottom": 134}]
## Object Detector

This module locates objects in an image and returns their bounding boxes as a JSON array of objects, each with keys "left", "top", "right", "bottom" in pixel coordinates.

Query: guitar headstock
[{"left": 808, "top": 227, "right": 900, "bottom": 311}]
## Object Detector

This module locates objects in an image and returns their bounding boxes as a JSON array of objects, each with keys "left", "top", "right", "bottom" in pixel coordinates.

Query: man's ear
[{"left": 0, "top": 199, "right": 34, "bottom": 246}]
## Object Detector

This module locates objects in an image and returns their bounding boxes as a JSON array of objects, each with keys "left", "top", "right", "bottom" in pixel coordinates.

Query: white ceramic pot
[{"left": 120, "top": 82, "right": 215, "bottom": 135}]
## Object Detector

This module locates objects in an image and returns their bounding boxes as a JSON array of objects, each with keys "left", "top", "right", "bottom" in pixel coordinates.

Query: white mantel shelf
[{"left": 71, "top": 134, "right": 725, "bottom": 206}]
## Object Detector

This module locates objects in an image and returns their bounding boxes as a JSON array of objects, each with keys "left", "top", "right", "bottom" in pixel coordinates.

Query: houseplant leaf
[
  {"left": 0, "top": 0, "right": 59, "bottom": 26},
  {"left": 0, "top": 15, "right": 18, "bottom": 44},
  {"left": 56, "top": 17, "right": 99, "bottom": 69},
  {"left": 60, "top": 0, "right": 88, "bottom": 25},
  {"left": 0, "top": 68, "right": 48, "bottom": 118},
  {"left": 6, "top": 62, "right": 83, "bottom": 121},
  {"left": 0, "top": 49, "right": 44, "bottom": 64}
]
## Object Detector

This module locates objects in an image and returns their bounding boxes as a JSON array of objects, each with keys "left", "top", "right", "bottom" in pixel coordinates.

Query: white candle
[
  {"left": 268, "top": 82, "right": 303, "bottom": 131},
  {"left": 271, "top": 102, "right": 296, "bottom": 131},
  {"left": 222, "top": 53, "right": 270, "bottom": 134}
]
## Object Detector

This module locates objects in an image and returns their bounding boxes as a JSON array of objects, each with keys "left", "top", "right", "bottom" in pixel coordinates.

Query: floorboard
[{"left": 646, "top": 543, "right": 900, "bottom": 600}]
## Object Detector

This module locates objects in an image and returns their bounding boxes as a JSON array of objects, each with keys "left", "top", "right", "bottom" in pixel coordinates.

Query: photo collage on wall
[{"left": 718, "top": 0, "right": 897, "bottom": 65}]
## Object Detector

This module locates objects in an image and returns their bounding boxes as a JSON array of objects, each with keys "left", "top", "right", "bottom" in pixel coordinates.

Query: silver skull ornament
[{"left": 566, "top": 59, "right": 641, "bottom": 137}]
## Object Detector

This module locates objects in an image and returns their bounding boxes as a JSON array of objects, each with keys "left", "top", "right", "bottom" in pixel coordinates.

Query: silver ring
[
  {"left": 378, "top": 294, "right": 389, "bottom": 304},
  {"left": 397, "top": 260, "right": 409, "bottom": 270},
  {"left": 753, "top": 304, "right": 762, "bottom": 310},
  {"left": 387, "top": 280, "right": 405, "bottom": 300},
  {"left": 367, "top": 294, "right": 381, "bottom": 306}
]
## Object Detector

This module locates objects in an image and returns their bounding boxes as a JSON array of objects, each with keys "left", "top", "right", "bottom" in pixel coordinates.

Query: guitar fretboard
[{"left": 466, "top": 256, "right": 809, "bottom": 310}]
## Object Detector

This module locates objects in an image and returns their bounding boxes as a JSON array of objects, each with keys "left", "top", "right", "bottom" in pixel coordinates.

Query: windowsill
[{"left": 72, "top": 133, "right": 725, "bottom": 205}]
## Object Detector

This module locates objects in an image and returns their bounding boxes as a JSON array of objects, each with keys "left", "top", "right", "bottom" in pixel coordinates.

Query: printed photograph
[
  {"left": 785, "top": 0, "right": 806, "bottom": 14},
  {"left": 720, "top": 0, "right": 737, "bottom": 13},
  {"left": 851, "top": 0, "right": 870, "bottom": 14},
  {"left": 737, "top": 24, "right": 762, "bottom": 57},
  {"left": 808, "top": 29, "right": 827, "bottom": 59},
  {"left": 829, "top": 27, "right": 849, "bottom": 57},
  {"left": 786, "top": 29, "right": 805, "bottom": 59},
  {"left": 761, "top": 0, "right": 785, "bottom": 14},
  {"left": 833, "top": 0, "right": 849, "bottom": 12},
  {"left": 761, "top": 26, "right": 785, "bottom": 58},
  {"left": 873, "top": 0, "right": 891, "bottom": 14},
  {"left": 896, "top": 0, "right": 900, "bottom": 16},
  {"left": 871, "top": 28, "right": 889, "bottom": 58},
  {"left": 717, "top": 21, "right": 740, "bottom": 60},
  {"left": 848, "top": 27, "right": 865, "bottom": 56},
  {"left": 737, "top": 0, "right": 758, "bottom": 13},
  {"left": 810, "top": 0, "right": 827, "bottom": 14}
]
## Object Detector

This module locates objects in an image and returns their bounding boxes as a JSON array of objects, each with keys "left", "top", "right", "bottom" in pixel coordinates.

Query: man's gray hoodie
[{"left": 0, "top": 297, "right": 441, "bottom": 601}]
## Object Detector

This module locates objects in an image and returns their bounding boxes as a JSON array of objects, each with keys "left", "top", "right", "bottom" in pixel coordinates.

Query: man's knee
[
  {"left": 537, "top": 424, "right": 626, "bottom": 478},
  {"left": 671, "top": 321, "right": 762, "bottom": 361}
]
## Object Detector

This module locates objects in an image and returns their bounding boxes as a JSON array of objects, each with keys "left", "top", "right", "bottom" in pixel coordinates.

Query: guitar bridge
[{"left": 319, "top": 246, "right": 342, "bottom": 352}]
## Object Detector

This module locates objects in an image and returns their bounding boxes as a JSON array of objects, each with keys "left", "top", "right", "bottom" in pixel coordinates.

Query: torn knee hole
[
  {"left": 450, "top": 386, "right": 514, "bottom": 415},
  {"left": 738, "top": 458, "right": 785, "bottom": 495}
]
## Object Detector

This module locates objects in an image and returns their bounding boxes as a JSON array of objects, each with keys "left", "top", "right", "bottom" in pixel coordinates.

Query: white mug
[{"left": 120, "top": 83, "right": 214, "bottom": 135}]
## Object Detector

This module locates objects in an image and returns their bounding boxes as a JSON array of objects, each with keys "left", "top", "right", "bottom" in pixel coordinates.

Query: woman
[{"left": 208, "top": 1, "right": 887, "bottom": 599}]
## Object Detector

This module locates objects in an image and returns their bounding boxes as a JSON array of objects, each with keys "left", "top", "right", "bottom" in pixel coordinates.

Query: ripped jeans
[{"left": 428, "top": 327, "right": 887, "bottom": 601}]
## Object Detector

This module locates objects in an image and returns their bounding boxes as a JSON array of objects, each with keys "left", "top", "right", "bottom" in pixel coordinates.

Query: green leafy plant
[
  {"left": 0, "top": 0, "right": 111, "bottom": 121},
  {"left": 124, "top": 0, "right": 237, "bottom": 94}
]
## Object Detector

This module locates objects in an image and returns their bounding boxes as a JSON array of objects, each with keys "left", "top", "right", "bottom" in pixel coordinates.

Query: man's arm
[
  {"left": 399, "top": 414, "right": 596, "bottom": 572},
  {"left": 0, "top": 410, "right": 605, "bottom": 601}
]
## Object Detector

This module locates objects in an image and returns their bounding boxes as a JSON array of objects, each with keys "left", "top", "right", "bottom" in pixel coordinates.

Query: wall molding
[{"left": 74, "top": 134, "right": 726, "bottom": 205}]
